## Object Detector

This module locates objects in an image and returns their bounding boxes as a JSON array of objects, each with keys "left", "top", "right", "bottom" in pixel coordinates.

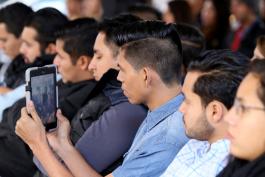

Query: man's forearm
[
  {"left": 31, "top": 141, "right": 73, "bottom": 177},
  {"left": 59, "top": 143, "right": 103, "bottom": 177}
]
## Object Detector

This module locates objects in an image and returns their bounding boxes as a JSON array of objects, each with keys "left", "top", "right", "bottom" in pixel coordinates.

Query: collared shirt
[
  {"left": 113, "top": 94, "right": 189, "bottom": 177},
  {"left": 161, "top": 139, "right": 230, "bottom": 177}
]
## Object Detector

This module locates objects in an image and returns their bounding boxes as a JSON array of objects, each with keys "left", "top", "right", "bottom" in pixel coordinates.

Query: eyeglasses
[{"left": 233, "top": 99, "right": 265, "bottom": 115}]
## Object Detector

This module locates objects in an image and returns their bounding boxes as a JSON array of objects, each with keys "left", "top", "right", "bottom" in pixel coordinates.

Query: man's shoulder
[{"left": 141, "top": 109, "right": 187, "bottom": 148}]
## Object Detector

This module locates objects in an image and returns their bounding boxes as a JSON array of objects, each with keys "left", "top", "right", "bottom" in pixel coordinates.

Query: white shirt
[{"left": 161, "top": 139, "right": 230, "bottom": 177}]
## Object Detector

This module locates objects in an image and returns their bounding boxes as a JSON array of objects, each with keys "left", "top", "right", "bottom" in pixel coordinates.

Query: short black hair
[
  {"left": 55, "top": 18, "right": 98, "bottom": 64},
  {"left": 250, "top": 59, "right": 265, "bottom": 107},
  {"left": 188, "top": 49, "right": 250, "bottom": 109},
  {"left": 25, "top": 7, "right": 68, "bottom": 51},
  {"left": 98, "top": 14, "right": 142, "bottom": 57},
  {"left": 121, "top": 38, "right": 183, "bottom": 85},
  {"left": 175, "top": 23, "right": 205, "bottom": 70},
  {"left": 128, "top": 3, "right": 162, "bottom": 20},
  {"left": 0, "top": 2, "right": 33, "bottom": 37},
  {"left": 110, "top": 20, "right": 182, "bottom": 57}
]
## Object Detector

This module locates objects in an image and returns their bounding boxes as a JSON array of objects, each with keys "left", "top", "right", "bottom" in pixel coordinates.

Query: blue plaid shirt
[
  {"left": 161, "top": 139, "right": 230, "bottom": 177},
  {"left": 112, "top": 94, "right": 189, "bottom": 177}
]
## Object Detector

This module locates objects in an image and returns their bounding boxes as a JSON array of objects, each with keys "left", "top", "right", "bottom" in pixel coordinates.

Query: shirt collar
[
  {"left": 146, "top": 93, "right": 184, "bottom": 131},
  {"left": 195, "top": 139, "right": 230, "bottom": 158}
]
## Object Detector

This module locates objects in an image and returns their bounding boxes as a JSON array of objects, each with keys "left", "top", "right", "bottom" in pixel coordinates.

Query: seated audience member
[
  {"left": 252, "top": 35, "right": 265, "bottom": 60},
  {"left": 127, "top": 3, "right": 162, "bottom": 20},
  {"left": 175, "top": 23, "right": 205, "bottom": 75},
  {"left": 0, "top": 2, "right": 33, "bottom": 93},
  {"left": 30, "top": 15, "right": 148, "bottom": 176},
  {"left": 16, "top": 34, "right": 188, "bottom": 177},
  {"left": 0, "top": 7, "right": 68, "bottom": 121},
  {"left": 229, "top": 0, "right": 265, "bottom": 57},
  {"left": 217, "top": 59, "right": 265, "bottom": 177},
  {"left": 161, "top": 49, "right": 250, "bottom": 177}
]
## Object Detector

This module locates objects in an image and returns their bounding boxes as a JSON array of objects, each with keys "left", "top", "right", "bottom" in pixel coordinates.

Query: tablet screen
[{"left": 31, "top": 73, "right": 56, "bottom": 125}]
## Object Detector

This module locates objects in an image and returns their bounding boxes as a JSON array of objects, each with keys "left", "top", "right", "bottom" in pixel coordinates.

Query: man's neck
[
  {"left": 71, "top": 72, "right": 94, "bottom": 84},
  {"left": 147, "top": 83, "right": 182, "bottom": 111},
  {"left": 208, "top": 125, "right": 228, "bottom": 144}
]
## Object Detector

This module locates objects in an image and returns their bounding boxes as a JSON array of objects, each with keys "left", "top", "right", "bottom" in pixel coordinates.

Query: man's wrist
[
  {"left": 31, "top": 139, "right": 50, "bottom": 157},
  {"left": 57, "top": 140, "right": 75, "bottom": 159}
]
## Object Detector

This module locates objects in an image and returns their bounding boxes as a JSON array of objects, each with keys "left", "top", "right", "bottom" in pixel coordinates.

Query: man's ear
[
  {"left": 77, "top": 55, "right": 90, "bottom": 70},
  {"left": 142, "top": 67, "right": 152, "bottom": 88},
  {"left": 45, "top": 43, "right": 56, "bottom": 55},
  {"left": 206, "top": 101, "right": 226, "bottom": 123}
]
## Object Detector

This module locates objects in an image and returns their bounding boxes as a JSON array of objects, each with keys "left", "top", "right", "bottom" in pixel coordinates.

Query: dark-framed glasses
[{"left": 233, "top": 98, "right": 265, "bottom": 115}]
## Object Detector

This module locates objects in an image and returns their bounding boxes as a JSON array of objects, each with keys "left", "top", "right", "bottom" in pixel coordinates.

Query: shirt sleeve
[{"left": 75, "top": 102, "right": 146, "bottom": 173}]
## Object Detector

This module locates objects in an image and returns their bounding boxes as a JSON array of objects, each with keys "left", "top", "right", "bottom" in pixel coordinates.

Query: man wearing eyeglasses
[{"left": 161, "top": 49, "right": 250, "bottom": 177}]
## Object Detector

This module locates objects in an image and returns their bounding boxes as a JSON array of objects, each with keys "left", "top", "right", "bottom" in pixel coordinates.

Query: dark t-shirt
[{"left": 75, "top": 102, "right": 146, "bottom": 173}]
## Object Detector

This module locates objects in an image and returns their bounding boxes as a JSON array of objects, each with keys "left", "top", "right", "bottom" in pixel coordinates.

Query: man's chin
[{"left": 127, "top": 97, "right": 140, "bottom": 105}]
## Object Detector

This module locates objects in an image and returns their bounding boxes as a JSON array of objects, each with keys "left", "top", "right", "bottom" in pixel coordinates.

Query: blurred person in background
[
  {"left": 200, "top": 0, "right": 230, "bottom": 49},
  {"left": 163, "top": 0, "right": 192, "bottom": 24},
  {"left": 229, "top": 0, "right": 265, "bottom": 58}
]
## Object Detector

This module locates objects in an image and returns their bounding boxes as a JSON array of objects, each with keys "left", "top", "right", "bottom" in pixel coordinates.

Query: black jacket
[
  {"left": 70, "top": 69, "right": 122, "bottom": 144},
  {"left": 4, "top": 55, "right": 54, "bottom": 89},
  {"left": 217, "top": 154, "right": 265, "bottom": 177}
]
